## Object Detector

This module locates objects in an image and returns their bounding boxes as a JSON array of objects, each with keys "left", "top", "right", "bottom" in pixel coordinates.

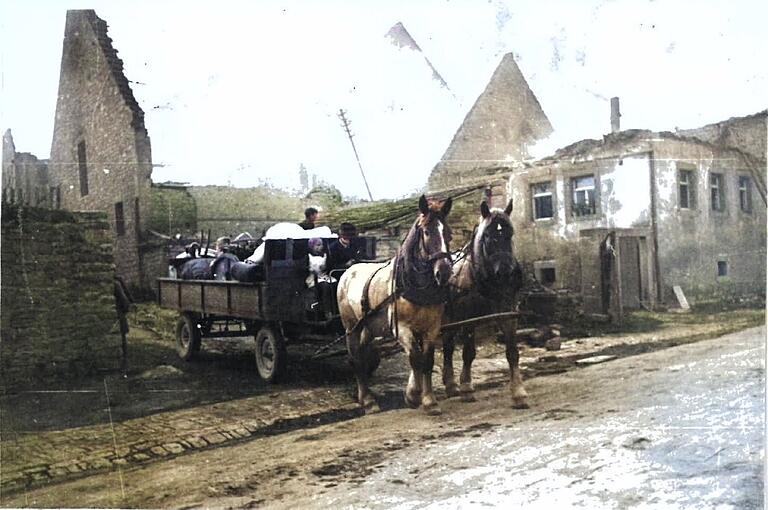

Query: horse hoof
[
  {"left": 460, "top": 392, "right": 477, "bottom": 403},
  {"left": 421, "top": 403, "right": 442, "bottom": 416},
  {"left": 445, "top": 385, "right": 461, "bottom": 398},
  {"left": 404, "top": 390, "right": 421, "bottom": 409},
  {"left": 512, "top": 397, "right": 530, "bottom": 409},
  {"left": 363, "top": 401, "right": 382, "bottom": 414}
]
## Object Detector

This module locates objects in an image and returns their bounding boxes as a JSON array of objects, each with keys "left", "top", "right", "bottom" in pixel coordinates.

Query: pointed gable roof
[
  {"left": 429, "top": 53, "right": 552, "bottom": 190},
  {"left": 58, "top": 10, "right": 146, "bottom": 132}
]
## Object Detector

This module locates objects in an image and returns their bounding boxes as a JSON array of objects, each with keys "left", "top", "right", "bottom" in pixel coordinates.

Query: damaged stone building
[
  {"left": 1, "top": 10, "right": 160, "bottom": 292},
  {"left": 2, "top": 130, "right": 52, "bottom": 208},
  {"left": 48, "top": 10, "right": 155, "bottom": 291},
  {"left": 508, "top": 125, "right": 766, "bottom": 317}
]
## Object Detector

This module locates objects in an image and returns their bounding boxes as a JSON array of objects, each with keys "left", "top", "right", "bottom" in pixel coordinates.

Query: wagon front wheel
[
  {"left": 254, "top": 325, "right": 287, "bottom": 383},
  {"left": 176, "top": 313, "right": 201, "bottom": 361}
]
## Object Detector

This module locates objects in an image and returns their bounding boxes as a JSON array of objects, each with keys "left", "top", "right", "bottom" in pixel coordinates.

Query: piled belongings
[
  {"left": 173, "top": 224, "right": 337, "bottom": 283},
  {"left": 246, "top": 223, "right": 336, "bottom": 264}
]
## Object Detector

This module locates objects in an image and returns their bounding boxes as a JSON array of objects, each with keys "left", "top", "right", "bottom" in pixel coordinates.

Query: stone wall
[
  {"left": 49, "top": 10, "right": 153, "bottom": 290},
  {"left": 188, "top": 185, "right": 302, "bottom": 238},
  {"left": 2, "top": 130, "right": 52, "bottom": 208},
  {"left": 1, "top": 205, "right": 120, "bottom": 387},
  {"left": 428, "top": 53, "right": 552, "bottom": 191}
]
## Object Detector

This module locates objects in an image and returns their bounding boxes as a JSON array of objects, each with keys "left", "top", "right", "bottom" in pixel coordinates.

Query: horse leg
[
  {"left": 459, "top": 330, "right": 477, "bottom": 401},
  {"left": 442, "top": 331, "right": 460, "bottom": 398},
  {"left": 419, "top": 340, "right": 441, "bottom": 415},
  {"left": 400, "top": 326, "right": 423, "bottom": 409},
  {"left": 347, "top": 327, "right": 380, "bottom": 413},
  {"left": 503, "top": 323, "right": 529, "bottom": 409}
]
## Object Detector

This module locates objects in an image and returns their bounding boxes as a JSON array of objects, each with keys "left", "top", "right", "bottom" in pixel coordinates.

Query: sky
[{"left": 0, "top": 0, "right": 766, "bottom": 200}]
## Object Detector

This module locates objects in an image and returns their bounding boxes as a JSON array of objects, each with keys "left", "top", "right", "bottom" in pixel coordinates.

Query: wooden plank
[
  {"left": 672, "top": 285, "right": 690, "bottom": 310},
  {"left": 440, "top": 312, "right": 520, "bottom": 332}
]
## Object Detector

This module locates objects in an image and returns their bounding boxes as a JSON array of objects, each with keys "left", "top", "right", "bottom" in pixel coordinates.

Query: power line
[{"left": 338, "top": 108, "right": 374, "bottom": 202}]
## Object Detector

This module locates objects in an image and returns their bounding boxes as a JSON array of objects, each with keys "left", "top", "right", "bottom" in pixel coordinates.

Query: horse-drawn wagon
[{"left": 157, "top": 236, "right": 377, "bottom": 382}]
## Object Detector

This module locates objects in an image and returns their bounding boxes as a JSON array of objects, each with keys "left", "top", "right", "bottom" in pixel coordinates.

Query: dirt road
[{"left": 5, "top": 325, "right": 763, "bottom": 509}]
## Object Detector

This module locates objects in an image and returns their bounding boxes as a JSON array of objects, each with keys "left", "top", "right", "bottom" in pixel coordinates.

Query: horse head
[
  {"left": 473, "top": 199, "right": 517, "bottom": 280},
  {"left": 406, "top": 194, "right": 453, "bottom": 287}
]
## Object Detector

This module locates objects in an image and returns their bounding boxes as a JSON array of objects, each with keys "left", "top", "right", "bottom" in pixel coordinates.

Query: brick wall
[{"left": 1, "top": 205, "right": 121, "bottom": 387}]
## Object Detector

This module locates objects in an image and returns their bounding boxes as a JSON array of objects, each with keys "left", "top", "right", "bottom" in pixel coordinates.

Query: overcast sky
[{"left": 1, "top": 0, "right": 765, "bottom": 199}]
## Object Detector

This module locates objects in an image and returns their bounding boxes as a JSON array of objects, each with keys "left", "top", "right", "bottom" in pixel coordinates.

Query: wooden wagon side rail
[{"left": 157, "top": 278, "right": 264, "bottom": 320}]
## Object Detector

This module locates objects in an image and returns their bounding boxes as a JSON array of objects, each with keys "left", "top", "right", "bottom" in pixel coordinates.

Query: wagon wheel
[
  {"left": 176, "top": 313, "right": 202, "bottom": 361},
  {"left": 254, "top": 325, "right": 287, "bottom": 383}
]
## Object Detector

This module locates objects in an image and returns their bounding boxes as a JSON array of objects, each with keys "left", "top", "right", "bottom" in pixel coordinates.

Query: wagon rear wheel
[
  {"left": 255, "top": 325, "right": 287, "bottom": 383},
  {"left": 176, "top": 313, "right": 201, "bottom": 361}
]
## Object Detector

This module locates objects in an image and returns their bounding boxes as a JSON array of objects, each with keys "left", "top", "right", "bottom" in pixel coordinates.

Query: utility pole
[{"left": 338, "top": 109, "right": 374, "bottom": 202}]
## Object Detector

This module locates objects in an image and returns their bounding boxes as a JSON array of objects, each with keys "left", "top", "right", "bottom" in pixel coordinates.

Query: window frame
[
  {"left": 115, "top": 201, "right": 125, "bottom": 236},
  {"left": 738, "top": 175, "right": 752, "bottom": 213},
  {"left": 678, "top": 168, "right": 696, "bottom": 210},
  {"left": 709, "top": 172, "right": 725, "bottom": 212},
  {"left": 77, "top": 140, "right": 89, "bottom": 197},
  {"left": 570, "top": 174, "right": 598, "bottom": 218},
  {"left": 531, "top": 181, "right": 555, "bottom": 221}
]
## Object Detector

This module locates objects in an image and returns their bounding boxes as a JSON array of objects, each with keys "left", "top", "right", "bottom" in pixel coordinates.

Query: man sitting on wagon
[{"left": 328, "top": 222, "right": 358, "bottom": 271}]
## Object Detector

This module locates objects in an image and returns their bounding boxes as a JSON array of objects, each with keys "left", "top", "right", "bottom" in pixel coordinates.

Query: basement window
[
  {"left": 717, "top": 260, "right": 728, "bottom": 277},
  {"left": 534, "top": 260, "right": 557, "bottom": 287},
  {"left": 115, "top": 202, "right": 125, "bottom": 236},
  {"left": 78, "top": 141, "right": 89, "bottom": 197}
]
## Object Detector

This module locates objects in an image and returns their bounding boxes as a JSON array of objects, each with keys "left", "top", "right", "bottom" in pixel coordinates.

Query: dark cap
[{"left": 339, "top": 222, "right": 357, "bottom": 237}]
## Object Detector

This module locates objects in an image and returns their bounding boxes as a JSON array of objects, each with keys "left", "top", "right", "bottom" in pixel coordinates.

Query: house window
[
  {"left": 531, "top": 182, "right": 554, "bottom": 220},
  {"left": 77, "top": 141, "right": 89, "bottom": 197},
  {"left": 678, "top": 169, "right": 695, "bottom": 209},
  {"left": 571, "top": 175, "right": 596, "bottom": 217},
  {"left": 134, "top": 197, "right": 142, "bottom": 236},
  {"left": 115, "top": 202, "right": 125, "bottom": 236},
  {"left": 738, "top": 176, "right": 752, "bottom": 213},
  {"left": 717, "top": 260, "right": 728, "bottom": 277},
  {"left": 710, "top": 173, "right": 725, "bottom": 211}
]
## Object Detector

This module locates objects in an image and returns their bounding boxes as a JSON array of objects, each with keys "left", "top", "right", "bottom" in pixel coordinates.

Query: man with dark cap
[
  {"left": 299, "top": 207, "right": 319, "bottom": 230},
  {"left": 328, "top": 222, "right": 358, "bottom": 270}
]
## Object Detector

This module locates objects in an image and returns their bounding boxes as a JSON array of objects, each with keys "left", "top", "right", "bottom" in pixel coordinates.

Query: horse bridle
[{"left": 416, "top": 221, "right": 452, "bottom": 265}]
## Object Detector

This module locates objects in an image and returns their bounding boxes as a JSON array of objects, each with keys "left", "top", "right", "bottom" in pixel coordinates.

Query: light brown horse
[
  {"left": 337, "top": 195, "right": 453, "bottom": 414},
  {"left": 443, "top": 200, "right": 529, "bottom": 408}
]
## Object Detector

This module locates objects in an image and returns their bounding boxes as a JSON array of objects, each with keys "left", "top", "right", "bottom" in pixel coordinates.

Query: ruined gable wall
[
  {"left": 49, "top": 10, "right": 152, "bottom": 289},
  {"left": 429, "top": 55, "right": 552, "bottom": 191},
  {"left": 1, "top": 205, "right": 120, "bottom": 387},
  {"left": 678, "top": 113, "right": 767, "bottom": 165},
  {"left": 2, "top": 132, "right": 51, "bottom": 207}
]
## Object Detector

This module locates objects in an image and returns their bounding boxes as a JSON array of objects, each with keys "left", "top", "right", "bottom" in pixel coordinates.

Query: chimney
[{"left": 610, "top": 97, "right": 621, "bottom": 133}]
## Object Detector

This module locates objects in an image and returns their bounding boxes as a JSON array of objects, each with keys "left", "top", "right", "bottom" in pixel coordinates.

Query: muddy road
[{"left": 5, "top": 325, "right": 764, "bottom": 509}]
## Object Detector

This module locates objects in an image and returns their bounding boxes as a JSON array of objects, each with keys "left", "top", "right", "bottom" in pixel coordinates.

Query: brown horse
[
  {"left": 442, "top": 199, "right": 529, "bottom": 408},
  {"left": 337, "top": 195, "right": 453, "bottom": 414}
]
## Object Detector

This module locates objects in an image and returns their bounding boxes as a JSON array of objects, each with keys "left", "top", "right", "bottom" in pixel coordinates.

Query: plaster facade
[{"left": 509, "top": 131, "right": 766, "bottom": 313}]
